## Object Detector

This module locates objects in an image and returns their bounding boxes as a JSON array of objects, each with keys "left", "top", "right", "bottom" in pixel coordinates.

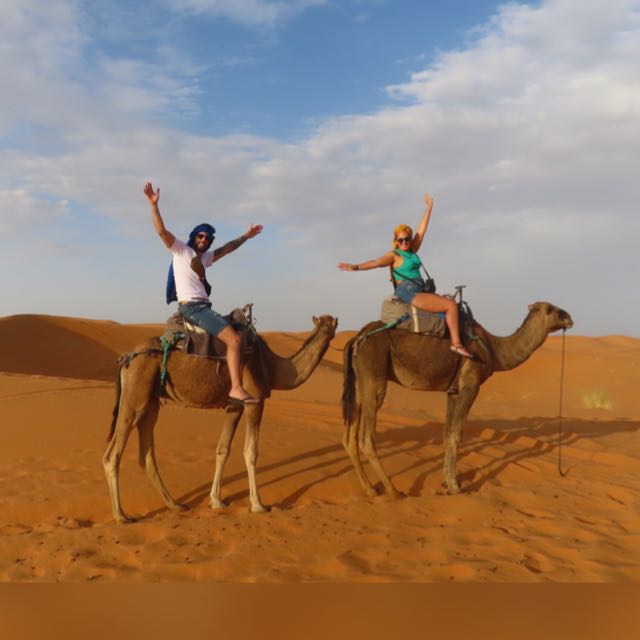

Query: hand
[
  {"left": 144, "top": 182, "right": 160, "bottom": 205},
  {"left": 245, "top": 224, "right": 263, "bottom": 239},
  {"left": 423, "top": 192, "right": 433, "bottom": 209},
  {"left": 337, "top": 262, "right": 357, "bottom": 271}
]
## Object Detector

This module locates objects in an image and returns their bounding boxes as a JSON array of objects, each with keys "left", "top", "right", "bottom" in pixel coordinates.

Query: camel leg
[
  {"left": 361, "top": 404, "right": 404, "bottom": 499},
  {"left": 209, "top": 404, "right": 244, "bottom": 509},
  {"left": 137, "top": 400, "right": 187, "bottom": 513},
  {"left": 243, "top": 401, "right": 270, "bottom": 513},
  {"left": 103, "top": 406, "right": 137, "bottom": 524},
  {"left": 342, "top": 411, "right": 377, "bottom": 497},
  {"left": 443, "top": 384, "right": 479, "bottom": 494},
  {"left": 443, "top": 392, "right": 459, "bottom": 448},
  {"left": 442, "top": 393, "right": 459, "bottom": 491}
]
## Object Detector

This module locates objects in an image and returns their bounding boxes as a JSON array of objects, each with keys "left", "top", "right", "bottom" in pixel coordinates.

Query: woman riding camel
[{"left": 338, "top": 192, "right": 474, "bottom": 358}]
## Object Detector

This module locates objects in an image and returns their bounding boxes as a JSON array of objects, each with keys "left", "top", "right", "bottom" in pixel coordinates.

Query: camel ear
[{"left": 312, "top": 316, "right": 319, "bottom": 326}]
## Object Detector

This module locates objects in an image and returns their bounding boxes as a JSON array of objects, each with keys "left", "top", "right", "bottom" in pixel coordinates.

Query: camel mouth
[{"left": 558, "top": 311, "right": 573, "bottom": 331}]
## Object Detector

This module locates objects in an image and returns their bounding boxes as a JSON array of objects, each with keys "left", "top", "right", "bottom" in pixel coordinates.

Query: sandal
[{"left": 449, "top": 344, "right": 475, "bottom": 359}]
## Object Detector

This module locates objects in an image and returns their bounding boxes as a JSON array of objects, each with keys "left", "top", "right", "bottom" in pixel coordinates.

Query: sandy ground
[{"left": 0, "top": 313, "right": 638, "bottom": 582}]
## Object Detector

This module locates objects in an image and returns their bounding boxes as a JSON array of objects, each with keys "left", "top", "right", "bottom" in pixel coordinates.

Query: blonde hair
[{"left": 393, "top": 224, "right": 413, "bottom": 250}]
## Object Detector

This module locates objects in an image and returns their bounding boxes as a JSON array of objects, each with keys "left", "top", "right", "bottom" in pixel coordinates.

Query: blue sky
[
  {"left": 81, "top": 0, "right": 503, "bottom": 138},
  {"left": 1, "top": 0, "right": 638, "bottom": 335}
]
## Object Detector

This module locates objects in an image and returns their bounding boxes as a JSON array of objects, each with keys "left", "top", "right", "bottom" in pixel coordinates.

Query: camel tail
[
  {"left": 342, "top": 336, "right": 360, "bottom": 427},
  {"left": 107, "top": 363, "right": 124, "bottom": 443}
]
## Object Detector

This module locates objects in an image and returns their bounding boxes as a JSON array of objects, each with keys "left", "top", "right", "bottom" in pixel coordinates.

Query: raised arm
[
  {"left": 144, "top": 182, "right": 175, "bottom": 249},
  {"left": 411, "top": 192, "right": 434, "bottom": 253},
  {"left": 212, "top": 224, "right": 263, "bottom": 263},
  {"left": 338, "top": 251, "right": 395, "bottom": 272}
]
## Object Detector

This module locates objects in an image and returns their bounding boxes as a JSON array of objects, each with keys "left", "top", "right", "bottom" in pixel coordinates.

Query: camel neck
[
  {"left": 261, "top": 325, "right": 333, "bottom": 390},
  {"left": 485, "top": 312, "right": 549, "bottom": 371}
]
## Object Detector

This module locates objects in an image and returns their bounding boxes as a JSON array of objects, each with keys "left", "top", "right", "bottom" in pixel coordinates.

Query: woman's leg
[{"left": 411, "top": 293, "right": 473, "bottom": 357}]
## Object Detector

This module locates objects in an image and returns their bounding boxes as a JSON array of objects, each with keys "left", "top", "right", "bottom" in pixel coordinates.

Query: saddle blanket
[{"left": 380, "top": 297, "right": 447, "bottom": 338}]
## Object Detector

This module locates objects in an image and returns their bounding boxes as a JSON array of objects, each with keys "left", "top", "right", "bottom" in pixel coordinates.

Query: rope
[
  {"left": 357, "top": 315, "right": 409, "bottom": 343},
  {"left": 557, "top": 328, "right": 574, "bottom": 477},
  {"left": 159, "top": 335, "right": 174, "bottom": 391}
]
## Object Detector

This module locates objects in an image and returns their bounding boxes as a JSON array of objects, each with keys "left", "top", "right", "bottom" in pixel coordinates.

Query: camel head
[
  {"left": 312, "top": 314, "right": 338, "bottom": 337},
  {"left": 527, "top": 301, "right": 573, "bottom": 333}
]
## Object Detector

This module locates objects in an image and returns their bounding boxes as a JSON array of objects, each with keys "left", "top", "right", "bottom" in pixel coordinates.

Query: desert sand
[{"left": 0, "top": 313, "right": 638, "bottom": 582}]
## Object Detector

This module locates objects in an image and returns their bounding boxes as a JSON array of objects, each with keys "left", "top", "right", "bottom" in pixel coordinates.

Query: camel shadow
[
  {"left": 393, "top": 417, "right": 639, "bottom": 496},
  {"left": 160, "top": 417, "right": 638, "bottom": 515},
  {"left": 172, "top": 422, "right": 438, "bottom": 510},
  {"left": 173, "top": 442, "right": 352, "bottom": 511},
  {"left": 455, "top": 417, "right": 638, "bottom": 493}
]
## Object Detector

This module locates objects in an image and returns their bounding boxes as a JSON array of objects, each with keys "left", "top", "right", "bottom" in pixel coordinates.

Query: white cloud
[
  {"left": 0, "top": 189, "right": 69, "bottom": 232},
  {"left": 1, "top": 0, "right": 639, "bottom": 334},
  {"left": 164, "top": 0, "right": 327, "bottom": 28}
]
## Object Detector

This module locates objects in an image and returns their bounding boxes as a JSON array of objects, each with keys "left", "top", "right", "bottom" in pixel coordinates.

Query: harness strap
[
  {"left": 357, "top": 315, "right": 410, "bottom": 345},
  {"left": 159, "top": 336, "right": 173, "bottom": 391}
]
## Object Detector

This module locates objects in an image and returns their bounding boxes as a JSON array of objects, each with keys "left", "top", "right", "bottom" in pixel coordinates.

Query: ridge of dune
[
  {"left": 0, "top": 314, "right": 638, "bottom": 419},
  {"left": 0, "top": 314, "right": 163, "bottom": 381}
]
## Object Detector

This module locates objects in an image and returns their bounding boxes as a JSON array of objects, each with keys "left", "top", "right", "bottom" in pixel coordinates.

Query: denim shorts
[
  {"left": 394, "top": 280, "right": 425, "bottom": 304},
  {"left": 178, "top": 300, "right": 229, "bottom": 337}
]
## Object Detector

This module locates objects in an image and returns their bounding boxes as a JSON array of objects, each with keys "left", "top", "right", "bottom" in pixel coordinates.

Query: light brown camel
[
  {"left": 103, "top": 315, "right": 337, "bottom": 523},
  {"left": 342, "top": 302, "right": 573, "bottom": 497}
]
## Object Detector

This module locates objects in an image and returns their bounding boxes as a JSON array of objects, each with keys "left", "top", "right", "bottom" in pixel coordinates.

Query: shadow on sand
[{"left": 160, "top": 417, "right": 638, "bottom": 518}]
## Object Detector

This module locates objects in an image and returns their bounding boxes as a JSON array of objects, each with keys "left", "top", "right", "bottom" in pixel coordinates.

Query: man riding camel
[{"left": 144, "top": 181, "right": 263, "bottom": 405}]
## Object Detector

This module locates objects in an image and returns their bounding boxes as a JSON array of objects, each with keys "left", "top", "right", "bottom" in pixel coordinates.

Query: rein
[{"left": 557, "top": 328, "right": 574, "bottom": 477}]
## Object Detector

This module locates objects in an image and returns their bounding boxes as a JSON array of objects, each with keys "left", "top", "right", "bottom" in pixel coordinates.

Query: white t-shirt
[{"left": 171, "top": 238, "right": 215, "bottom": 302}]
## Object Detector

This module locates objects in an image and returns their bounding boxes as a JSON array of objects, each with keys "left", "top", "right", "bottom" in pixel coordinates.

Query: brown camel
[
  {"left": 103, "top": 315, "right": 337, "bottom": 523},
  {"left": 342, "top": 301, "right": 573, "bottom": 497}
]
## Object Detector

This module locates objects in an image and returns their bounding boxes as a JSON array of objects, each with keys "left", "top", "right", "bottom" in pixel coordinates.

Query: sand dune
[{"left": 0, "top": 314, "right": 638, "bottom": 581}]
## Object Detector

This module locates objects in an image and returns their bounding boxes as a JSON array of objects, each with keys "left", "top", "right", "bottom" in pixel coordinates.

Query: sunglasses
[{"left": 396, "top": 237, "right": 412, "bottom": 244}]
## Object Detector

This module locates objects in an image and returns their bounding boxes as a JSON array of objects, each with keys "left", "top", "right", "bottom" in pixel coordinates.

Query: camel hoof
[
  {"left": 209, "top": 498, "right": 228, "bottom": 510},
  {"left": 171, "top": 502, "right": 189, "bottom": 512},
  {"left": 364, "top": 486, "right": 379, "bottom": 498},
  {"left": 446, "top": 484, "right": 462, "bottom": 495},
  {"left": 250, "top": 503, "right": 271, "bottom": 514},
  {"left": 386, "top": 489, "right": 406, "bottom": 500},
  {"left": 115, "top": 514, "right": 137, "bottom": 524}
]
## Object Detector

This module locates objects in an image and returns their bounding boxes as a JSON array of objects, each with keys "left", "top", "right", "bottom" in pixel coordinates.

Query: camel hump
[
  {"left": 356, "top": 320, "right": 386, "bottom": 339},
  {"left": 133, "top": 336, "right": 162, "bottom": 352}
]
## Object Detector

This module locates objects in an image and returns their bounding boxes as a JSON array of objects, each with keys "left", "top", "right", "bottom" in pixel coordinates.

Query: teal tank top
[{"left": 393, "top": 249, "right": 423, "bottom": 282}]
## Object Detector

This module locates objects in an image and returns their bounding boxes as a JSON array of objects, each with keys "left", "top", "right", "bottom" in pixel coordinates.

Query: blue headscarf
[{"left": 166, "top": 223, "right": 216, "bottom": 304}]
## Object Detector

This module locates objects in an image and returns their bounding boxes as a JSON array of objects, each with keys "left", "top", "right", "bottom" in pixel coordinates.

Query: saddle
[
  {"left": 162, "top": 304, "right": 258, "bottom": 359},
  {"left": 380, "top": 296, "right": 477, "bottom": 339},
  {"left": 380, "top": 297, "right": 447, "bottom": 337}
]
